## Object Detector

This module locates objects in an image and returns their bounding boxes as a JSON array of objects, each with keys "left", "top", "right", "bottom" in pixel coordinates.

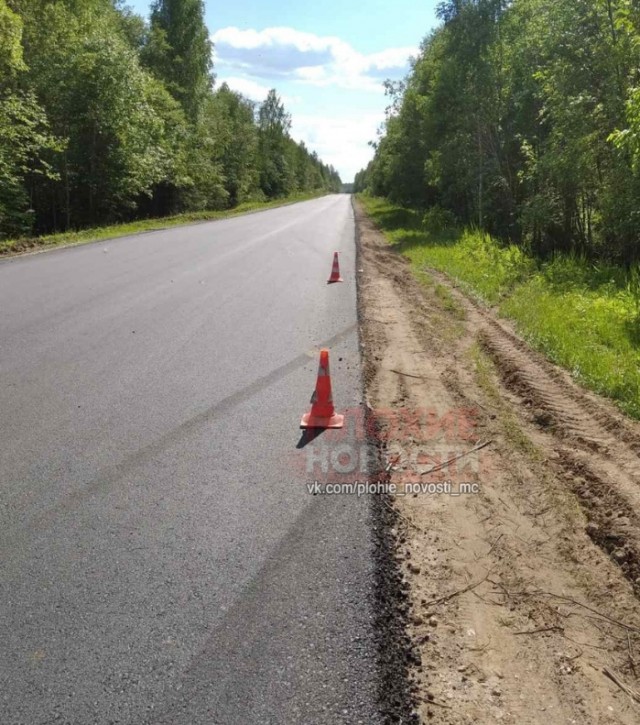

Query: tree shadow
[
  {"left": 373, "top": 206, "right": 421, "bottom": 231},
  {"left": 622, "top": 317, "right": 640, "bottom": 347}
]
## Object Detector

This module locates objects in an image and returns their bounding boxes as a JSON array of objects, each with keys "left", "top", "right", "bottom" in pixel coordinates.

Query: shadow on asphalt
[{"left": 295, "top": 427, "right": 327, "bottom": 449}]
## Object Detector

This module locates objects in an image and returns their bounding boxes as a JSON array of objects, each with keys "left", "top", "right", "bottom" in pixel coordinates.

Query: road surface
[{"left": 0, "top": 195, "right": 381, "bottom": 724}]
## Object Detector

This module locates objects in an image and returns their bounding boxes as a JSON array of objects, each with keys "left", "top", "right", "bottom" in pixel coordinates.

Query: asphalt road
[{"left": 0, "top": 195, "right": 381, "bottom": 724}]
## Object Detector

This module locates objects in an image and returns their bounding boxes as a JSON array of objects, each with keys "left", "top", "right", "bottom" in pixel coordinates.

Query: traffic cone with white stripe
[
  {"left": 327, "top": 251, "right": 343, "bottom": 283},
  {"left": 300, "top": 348, "right": 344, "bottom": 428}
]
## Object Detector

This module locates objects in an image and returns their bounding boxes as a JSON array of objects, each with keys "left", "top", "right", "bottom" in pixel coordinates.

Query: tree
[
  {"left": 0, "top": 0, "right": 339, "bottom": 237},
  {"left": 0, "top": 0, "right": 61, "bottom": 238},
  {"left": 11, "top": 1, "right": 190, "bottom": 229},
  {"left": 207, "top": 84, "right": 259, "bottom": 206},
  {"left": 145, "top": 0, "right": 212, "bottom": 121},
  {"left": 258, "top": 90, "right": 294, "bottom": 198},
  {"left": 359, "top": 0, "right": 640, "bottom": 263}
]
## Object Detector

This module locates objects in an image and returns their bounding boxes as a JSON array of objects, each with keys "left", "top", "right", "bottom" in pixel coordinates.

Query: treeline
[
  {"left": 356, "top": 0, "right": 640, "bottom": 265},
  {"left": 0, "top": 0, "right": 340, "bottom": 240}
]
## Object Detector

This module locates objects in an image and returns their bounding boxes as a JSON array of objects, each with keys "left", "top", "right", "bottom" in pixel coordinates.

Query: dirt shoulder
[{"left": 354, "top": 198, "right": 640, "bottom": 724}]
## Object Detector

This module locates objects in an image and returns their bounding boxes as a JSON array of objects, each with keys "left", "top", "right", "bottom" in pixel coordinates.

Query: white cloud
[
  {"left": 218, "top": 76, "right": 271, "bottom": 101},
  {"left": 366, "top": 47, "right": 417, "bottom": 71},
  {"left": 290, "top": 113, "right": 381, "bottom": 182},
  {"left": 211, "top": 27, "right": 409, "bottom": 180},
  {"left": 296, "top": 66, "right": 326, "bottom": 82},
  {"left": 216, "top": 77, "right": 299, "bottom": 107},
  {"left": 213, "top": 27, "right": 342, "bottom": 53},
  {"left": 212, "top": 26, "right": 416, "bottom": 92}
]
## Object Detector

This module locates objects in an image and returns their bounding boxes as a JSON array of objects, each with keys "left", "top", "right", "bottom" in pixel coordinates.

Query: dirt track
[{"left": 355, "top": 199, "right": 640, "bottom": 723}]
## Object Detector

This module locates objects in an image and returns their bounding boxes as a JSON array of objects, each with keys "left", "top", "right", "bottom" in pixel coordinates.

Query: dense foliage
[
  {"left": 0, "top": 0, "right": 340, "bottom": 240},
  {"left": 356, "top": 0, "right": 640, "bottom": 265}
]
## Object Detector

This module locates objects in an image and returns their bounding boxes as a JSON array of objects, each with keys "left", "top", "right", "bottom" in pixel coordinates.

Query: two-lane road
[{"left": 0, "top": 195, "right": 381, "bottom": 724}]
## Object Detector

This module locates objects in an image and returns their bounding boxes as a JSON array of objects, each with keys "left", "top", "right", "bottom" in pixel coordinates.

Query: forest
[
  {"left": 356, "top": 0, "right": 640, "bottom": 266},
  {"left": 0, "top": 0, "right": 341, "bottom": 241}
]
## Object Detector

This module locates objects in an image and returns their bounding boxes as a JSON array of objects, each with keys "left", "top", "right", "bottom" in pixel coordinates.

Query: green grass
[
  {"left": 359, "top": 194, "right": 640, "bottom": 419},
  {"left": 468, "top": 342, "right": 542, "bottom": 459},
  {"left": 434, "top": 283, "right": 466, "bottom": 319},
  {"left": 0, "top": 190, "right": 329, "bottom": 256}
]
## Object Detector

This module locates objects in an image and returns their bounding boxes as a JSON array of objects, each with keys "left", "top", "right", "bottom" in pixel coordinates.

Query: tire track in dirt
[
  {"left": 355, "top": 198, "right": 640, "bottom": 724},
  {"left": 427, "top": 268, "right": 640, "bottom": 594}
]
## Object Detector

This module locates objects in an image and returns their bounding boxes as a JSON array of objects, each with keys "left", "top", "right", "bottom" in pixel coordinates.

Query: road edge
[
  {"left": 352, "top": 194, "right": 420, "bottom": 724},
  {"left": 0, "top": 192, "right": 334, "bottom": 262}
]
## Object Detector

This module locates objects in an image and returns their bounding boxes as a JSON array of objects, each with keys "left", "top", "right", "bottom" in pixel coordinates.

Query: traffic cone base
[
  {"left": 327, "top": 251, "right": 343, "bottom": 283},
  {"left": 301, "top": 412, "right": 345, "bottom": 429}
]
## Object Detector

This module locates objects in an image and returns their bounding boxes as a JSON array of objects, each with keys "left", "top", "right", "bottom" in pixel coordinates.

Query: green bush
[{"left": 422, "top": 206, "right": 456, "bottom": 234}]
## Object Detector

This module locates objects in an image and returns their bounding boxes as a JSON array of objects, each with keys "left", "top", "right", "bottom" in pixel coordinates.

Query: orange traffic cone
[
  {"left": 300, "top": 349, "right": 345, "bottom": 428},
  {"left": 327, "top": 251, "right": 343, "bottom": 283}
]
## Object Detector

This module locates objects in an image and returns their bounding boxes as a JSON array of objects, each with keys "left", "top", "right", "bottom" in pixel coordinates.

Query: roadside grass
[
  {"left": 411, "top": 268, "right": 465, "bottom": 340},
  {"left": 468, "top": 342, "right": 541, "bottom": 460},
  {"left": 359, "top": 194, "right": 640, "bottom": 420},
  {"left": 434, "top": 283, "right": 466, "bottom": 320},
  {"left": 0, "top": 190, "right": 329, "bottom": 257}
]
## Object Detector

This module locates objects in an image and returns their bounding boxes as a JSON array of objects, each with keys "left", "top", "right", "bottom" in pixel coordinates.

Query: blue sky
[{"left": 126, "top": 1, "right": 440, "bottom": 181}]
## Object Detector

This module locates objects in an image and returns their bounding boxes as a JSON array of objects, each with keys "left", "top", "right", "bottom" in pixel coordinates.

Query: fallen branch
[
  {"left": 603, "top": 667, "right": 640, "bottom": 705},
  {"left": 471, "top": 589, "right": 505, "bottom": 607},
  {"left": 390, "top": 368, "right": 431, "bottom": 380},
  {"left": 421, "top": 571, "right": 491, "bottom": 608},
  {"left": 563, "top": 635, "right": 609, "bottom": 652},
  {"left": 540, "top": 592, "right": 640, "bottom": 635},
  {"left": 485, "top": 580, "right": 640, "bottom": 635},
  {"left": 421, "top": 440, "right": 493, "bottom": 476},
  {"left": 424, "top": 698, "right": 452, "bottom": 710},
  {"left": 514, "top": 625, "right": 563, "bottom": 636},
  {"left": 628, "top": 632, "right": 637, "bottom": 679},
  {"left": 487, "top": 533, "right": 503, "bottom": 556}
]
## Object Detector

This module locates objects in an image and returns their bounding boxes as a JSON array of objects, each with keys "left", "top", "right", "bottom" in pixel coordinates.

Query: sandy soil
[{"left": 354, "top": 198, "right": 640, "bottom": 724}]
